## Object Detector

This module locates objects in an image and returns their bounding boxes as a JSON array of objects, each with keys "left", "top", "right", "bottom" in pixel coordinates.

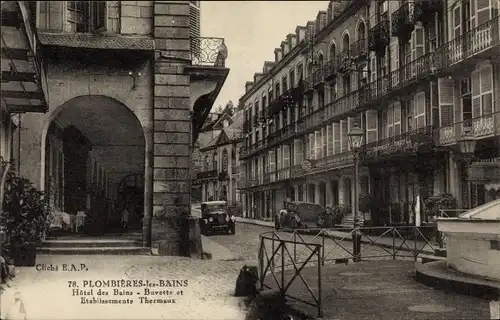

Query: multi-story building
[
  {"left": 239, "top": 0, "right": 500, "bottom": 224},
  {"left": 196, "top": 110, "right": 244, "bottom": 205},
  {"left": 1, "top": 1, "right": 229, "bottom": 255}
]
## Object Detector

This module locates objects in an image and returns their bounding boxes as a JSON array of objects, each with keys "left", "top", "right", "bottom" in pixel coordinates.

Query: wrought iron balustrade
[
  {"left": 190, "top": 37, "right": 228, "bottom": 67},
  {"left": 368, "top": 20, "right": 390, "bottom": 54},
  {"left": 435, "top": 16, "right": 500, "bottom": 70},
  {"left": 312, "top": 67, "right": 325, "bottom": 87},
  {"left": 350, "top": 38, "right": 368, "bottom": 60},
  {"left": 466, "top": 159, "right": 500, "bottom": 182},
  {"left": 413, "top": 0, "right": 443, "bottom": 25},
  {"left": 336, "top": 50, "right": 351, "bottom": 73},
  {"left": 268, "top": 123, "right": 295, "bottom": 145},
  {"left": 437, "top": 111, "right": 500, "bottom": 145},
  {"left": 196, "top": 169, "right": 218, "bottom": 180},
  {"left": 263, "top": 172, "right": 271, "bottom": 184},
  {"left": 277, "top": 167, "right": 291, "bottom": 181},
  {"left": 304, "top": 75, "right": 314, "bottom": 93},
  {"left": 363, "top": 126, "right": 436, "bottom": 162},
  {"left": 313, "top": 152, "right": 353, "bottom": 172},
  {"left": 391, "top": 2, "right": 415, "bottom": 39},
  {"left": 239, "top": 146, "right": 247, "bottom": 158},
  {"left": 323, "top": 58, "right": 337, "bottom": 81},
  {"left": 290, "top": 164, "right": 303, "bottom": 178}
]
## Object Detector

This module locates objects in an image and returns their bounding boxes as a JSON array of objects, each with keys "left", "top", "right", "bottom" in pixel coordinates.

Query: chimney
[
  {"left": 296, "top": 26, "right": 306, "bottom": 43},
  {"left": 245, "top": 81, "right": 254, "bottom": 93},
  {"left": 274, "top": 48, "right": 283, "bottom": 62}
]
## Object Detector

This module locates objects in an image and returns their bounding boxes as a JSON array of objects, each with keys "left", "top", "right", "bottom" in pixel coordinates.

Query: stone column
[
  {"left": 314, "top": 182, "right": 320, "bottom": 204},
  {"left": 152, "top": 1, "right": 192, "bottom": 256},
  {"left": 302, "top": 183, "right": 307, "bottom": 201},
  {"left": 338, "top": 178, "right": 345, "bottom": 205},
  {"left": 326, "top": 180, "right": 332, "bottom": 206}
]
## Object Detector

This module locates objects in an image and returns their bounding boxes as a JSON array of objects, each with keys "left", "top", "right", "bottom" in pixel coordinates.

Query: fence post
[
  {"left": 392, "top": 228, "right": 396, "bottom": 260},
  {"left": 271, "top": 232, "right": 275, "bottom": 270},
  {"left": 281, "top": 242, "right": 285, "bottom": 293},
  {"left": 259, "top": 236, "right": 264, "bottom": 290},
  {"left": 293, "top": 231, "right": 297, "bottom": 263},
  {"left": 317, "top": 245, "right": 323, "bottom": 318},
  {"left": 414, "top": 227, "right": 418, "bottom": 261},
  {"left": 322, "top": 230, "right": 325, "bottom": 266}
]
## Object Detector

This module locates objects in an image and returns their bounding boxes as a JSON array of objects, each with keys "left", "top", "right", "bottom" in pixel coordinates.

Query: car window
[{"left": 206, "top": 205, "right": 226, "bottom": 213}]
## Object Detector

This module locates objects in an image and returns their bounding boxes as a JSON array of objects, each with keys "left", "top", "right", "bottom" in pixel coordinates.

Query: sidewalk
[
  {"left": 262, "top": 260, "right": 492, "bottom": 320},
  {"left": 1, "top": 255, "right": 248, "bottom": 320},
  {"left": 235, "top": 216, "right": 436, "bottom": 255}
]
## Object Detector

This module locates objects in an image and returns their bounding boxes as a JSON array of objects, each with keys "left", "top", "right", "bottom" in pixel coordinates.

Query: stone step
[
  {"left": 41, "top": 239, "right": 143, "bottom": 248},
  {"left": 419, "top": 254, "right": 447, "bottom": 264},
  {"left": 37, "top": 246, "right": 151, "bottom": 255}
]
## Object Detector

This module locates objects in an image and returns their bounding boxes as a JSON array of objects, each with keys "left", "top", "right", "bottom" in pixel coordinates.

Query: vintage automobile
[
  {"left": 279, "top": 201, "right": 326, "bottom": 229},
  {"left": 199, "top": 201, "right": 236, "bottom": 235}
]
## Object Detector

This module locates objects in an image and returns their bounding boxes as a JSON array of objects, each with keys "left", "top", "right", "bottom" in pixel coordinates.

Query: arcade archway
[{"left": 42, "top": 95, "right": 146, "bottom": 235}]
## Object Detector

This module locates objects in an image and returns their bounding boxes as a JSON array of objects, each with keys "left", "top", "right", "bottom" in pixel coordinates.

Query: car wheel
[{"left": 229, "top": 223, "right": 236, "bottom": 235}]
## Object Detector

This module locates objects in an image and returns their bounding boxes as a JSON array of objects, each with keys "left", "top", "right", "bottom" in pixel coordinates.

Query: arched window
[
  {"left": 357, "top": 21, "right": 366, "bottom": 41},
  {"left": 342, "top": 33, "right": 350, "bottom": 52},
  {"left": 318, "top": 53, "right": 324, "bottom": 67},
  {"left": 222, "top": 149, "right": 229, "bottom": 171},
  {"left": 329, "top": 43, "right": 336, "bottom": 60},
  {"left": 307, "top": 62, "right": 313, "bottom": 76}
]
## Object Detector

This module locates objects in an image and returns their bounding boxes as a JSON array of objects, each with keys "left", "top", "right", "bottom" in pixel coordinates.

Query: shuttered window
[
  {"left": 333, "top": 122, "right": 341, "bottom": 154},
  {"left": 322, "top": 127, "right": 327, "bottom": 156},
  {"left": 365, "top": 110, "right": 378, "bottom": 143},
  {"left": 390, "top": 39, "right": 399, "bottom": 86},
  {"left": 476, "top": 0, "right": 491, "bottom": 26},
  {"left": 283, "top": 145, "right": 290, "bottom": 168},
  {"left": 315, "top": 130, "right": 322, "bottom": 159},
  {"left": 394, "top": 101, "right": 402, "bottom": 136},
  {"left": 327, "top": 125, "right": 333, "bottom": 155},
  {"left": 294, "top": 139, "right": 304, "bottom": 165},
  {"left": 277, "top": 147, "right": 282, "bottom": 172},
  {"left": 411, "top": 26, "right": 425, "bottom": 76},
  {"left": 341, "top": 120, "right": 348, "bottom": 152},
  {"left": 438, "top": 78, "right": 454, "bottom": 126},
  {"left": 414, "top": 92, "right": 427, "bottom": 128},
  {"left": 370, "top": 53, "right": 377, "bottom": 82},
  {"left": 387, "top": 105, "right": 394, "bottom": 137},
  {"left": 309, "top": 133, "right": 315, "bottom": 159},
  {"left": 471, "top": 65, "right": 494, "bottom": 124}
]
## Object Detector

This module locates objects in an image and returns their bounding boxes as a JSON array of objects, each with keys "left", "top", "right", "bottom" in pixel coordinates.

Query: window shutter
[
  {"left": 480, "top": 65, "right": 493, "bottom": 115},
  {"left": 394, "top": 101, "right": 402, "bottom": 136},
  {"left": 476, "top": 0, "right": 491, "bottom": 27},
  {"left": 309, "top": 133, "right": 315, "bottom": 159},
  {"left": 334, "top": 122, "right": 341, "bottom": 154},
  {"left": 387, "top": 105, "right": 394, "bottom": 138},
  {"left": 322, "top": 127, "right": 327, "bottom": 156},
  {"left": 93, "top": 1, "right": 107, "bottom": 30},
  {"left": 370, "top": 53, "right": 377, "bottom": 82},
  {"left": 269, "top": 150, "right": 275, "bottom": 175},
  {"left": 365, "top": 110, "right": 378, "bottom": 144},
  {"left": 277, "top": 147, "right": 282, "bottom": 171},
  {"left": 390, "top": 39, "right": 399, "bottom": 86},
  {"left": 283, "top": 145, "right": 290, "bottom": 168},
  {"left": 315, "top": 130, "right": 322, "bottom": 159},
  {"left": 341, "top": 120, "right": 348, "bottom": 152},
  {"left": 327, "top": 125, "right": 333, "bottom": 155},
  {"left": 412, "top": 26, "right": 425, "bottom": 77},
  {"left": 438, "top": 78, "right": 454, "bottom": 126},
  {"left": 453, "top": 6, "right": 462, "bottom": 39},
  {"left": 471, "top": 70, "right": 482, "bottom": 118},
  {"left": 414, "top": 92, "right": 426, "bottom": 128}
]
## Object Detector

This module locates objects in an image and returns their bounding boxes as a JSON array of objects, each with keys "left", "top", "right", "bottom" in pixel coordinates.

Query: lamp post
[
  {"left": 457, "top": 130, "right": 477, "bottom": 209},
  {"left": 348, "top": 126, "right": 364, "bottom": 262}
]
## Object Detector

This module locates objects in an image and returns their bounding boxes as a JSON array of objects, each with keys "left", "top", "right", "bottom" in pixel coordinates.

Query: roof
[
  {"left": 459, "top": 198, "right": 500, "bottom": 220},
  {"left": 199, "top": 110, "right": 244, "bottom": 151},
  {"left": 38, "top": 33, "right": 154, "bottom": 51}
]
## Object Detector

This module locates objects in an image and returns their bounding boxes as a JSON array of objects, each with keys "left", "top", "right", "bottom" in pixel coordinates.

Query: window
[
  {"left": 318, "top": 88, "right": 325, "bottom": 108},
  {"left": 461, "top": 78, "right": 472, "bottom": 126},
  {"left": 342, "top": 75, "right": 351, "bottom": 95},
  {"left": 297, "top": 63, "right": 304, "bottom": 80},
  {"left": 290, "top": 69, "right": 296, "bottom": 87},
  {"left": 378, "top": 0, "right": 388, "bottom": 21},
  {"left": 282, "top": 75, "right": 288, "bottom": 92},
  {"left": 275, "top": 82, "right": 281, "bottom": 97},
  {"left": 67, "top": 1, "right": 107, "bottom": 33}
]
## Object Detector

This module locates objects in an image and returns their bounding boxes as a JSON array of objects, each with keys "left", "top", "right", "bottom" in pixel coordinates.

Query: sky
[{"left": 200, "top": 1, "right": 330, "bottom": 111}]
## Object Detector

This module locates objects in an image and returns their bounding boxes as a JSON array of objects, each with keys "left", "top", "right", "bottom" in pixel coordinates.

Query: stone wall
[{"left": 152, "top": 1, "right": 193, "bottom": 255}]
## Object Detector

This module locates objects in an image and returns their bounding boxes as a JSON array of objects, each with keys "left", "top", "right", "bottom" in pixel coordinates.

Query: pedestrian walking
[{"left": 121, "top": 207, "right": 129, "bottom": 229}]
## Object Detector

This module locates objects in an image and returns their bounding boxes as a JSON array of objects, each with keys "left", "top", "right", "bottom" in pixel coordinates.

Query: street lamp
[
  {"left": 458, "top": 130, "right": 477, "bottom": 209},
  {"left": 348, "top": 126, "right": 364, "bottom": 262}
]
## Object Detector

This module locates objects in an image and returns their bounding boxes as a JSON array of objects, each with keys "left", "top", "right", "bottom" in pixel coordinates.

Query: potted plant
[
  {"left": 358, "top": 193, "right": 372, "bottom": 221},
  {"left": 1, "top": 167, "right": 52, "bottom": 266}
]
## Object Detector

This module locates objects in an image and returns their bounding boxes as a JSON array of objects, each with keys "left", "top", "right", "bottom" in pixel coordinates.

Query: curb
[
  {"left": 415, "top": 261, "right": 500, "bottom": 301},
  {"left": 235, "top": 217, "right": 434, "bottom": 255}
]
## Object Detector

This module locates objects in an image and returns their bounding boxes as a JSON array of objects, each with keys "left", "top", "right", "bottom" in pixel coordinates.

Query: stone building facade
[
  {"left": 239, "top": 0, "right": 500, "bottom": 224},
  {"left": 1, "top": 1, "right": 229, "bottom": 255}
]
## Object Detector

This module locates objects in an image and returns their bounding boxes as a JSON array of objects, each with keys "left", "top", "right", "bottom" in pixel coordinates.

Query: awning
[{"left": 1, "top": 1, "right": 48, "bottom": 114}]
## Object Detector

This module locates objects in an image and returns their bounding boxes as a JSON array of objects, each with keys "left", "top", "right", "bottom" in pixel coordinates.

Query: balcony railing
[
  {"left": 413, "top": 0, "right": 444, "bottom": 25},
  {"left": 363, "top": 126, "right": 436, "bottom": 162},
  {"left": 336, "top": 50, "right": 351, "bottom": 73},
  {"left": 466, "top": 159, "right": 500, "bottom": 182},
  {"left": 190, "top": 37, "right": 228, "bottom": 67},
  {"left": 268, "top": 123, "right": 295, "bottom": 145},
  {"left": 435, "top": 16, "right": 500, "bottom": 71},
  {"left": 391, "top": 2, "right": 415, "bottom": 40},
  {"left": 304, "top": 75, "right": 314, "bottom": 93},
  {"left": 196, "top": 169, "right": 218, "bottom": 180},
  {"left": 324, "top": 59, "right": 337, "bottom": 81},
  {"left": 239, "top": 146, "right": 247, "bottom": 158},
  {"left": 437, "top": 111, "right": 500, "bottom": 146},
  {"left": 368, "top": 20, "right": 390, "bottom": 55},
  {"left": 350, "top": 38, "right": 368, "bottom": 60},
  {"left": 290, "top": 153, "right": 353, "bottom": 179},
  {"left": 312, "top": 67, "right": 324, "bottom": 87}
]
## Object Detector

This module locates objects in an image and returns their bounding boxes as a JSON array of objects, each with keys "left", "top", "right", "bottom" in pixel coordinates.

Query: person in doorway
[{"left": 121, "top": 207, "right": 129, "bottom": 229}]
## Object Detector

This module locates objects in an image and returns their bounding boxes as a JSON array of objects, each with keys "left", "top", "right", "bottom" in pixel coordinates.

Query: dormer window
[{"left": 67, "top": 1, "right": 107, "bottom": 33}]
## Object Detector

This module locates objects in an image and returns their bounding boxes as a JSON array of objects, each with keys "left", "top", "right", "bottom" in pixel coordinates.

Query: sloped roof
[{"left": 200, "top": 110, "right": 244, "bottom": 151}]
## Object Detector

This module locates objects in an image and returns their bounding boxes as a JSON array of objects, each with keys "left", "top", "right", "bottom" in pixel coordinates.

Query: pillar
[
  {"left": 326, "top": 180, "right": 332, "bottom": 206},
  {"left": 314, "top": 182, "right": 320, "bottom": 204},
  {"left": 152, "top": 1, "right": 192, "bottom": 256},
  {"left": 302, "top": 183, "right": 307, "bottom": 201},
  {"left": 338, "top": 178, "right": 345, "bottom": 205},
  {"left": 294, "top": 185, "right": 299, "bottom": 200},
  {"left": 201, "top": 183, "right": 206, "bottom": 202}
]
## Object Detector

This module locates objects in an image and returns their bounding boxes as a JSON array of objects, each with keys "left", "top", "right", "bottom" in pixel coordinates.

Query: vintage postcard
[{"left": 1, "top": 1, "right": 499, "bottom": 319}]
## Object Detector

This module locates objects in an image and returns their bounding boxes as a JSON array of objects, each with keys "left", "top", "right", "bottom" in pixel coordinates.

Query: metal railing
[
  {"left": 368, "top": 20, "right": 390, "bottom": 52},
  {"left": 435, "top": 15, "right": 500, "bottom": 69},
  {"left": 196, "top": 169, "right": 217, "bottom": 180},
  {"left": 350, "top": 38, "right": 368, "bottom": 60},
  {"left": 312, "top": 67, "right": 324, "bottom": 87},
  {"left": 258, "top": 225, "right": 437, "bottom": 317},
  {"left": 437, "top": 111, "right": 500, "bottom": 145},
  {"left": 323, "top": 58, "right": 337, "bottom": 80},
  {"left": 391, "top": 1, "right": 415, "bottom": 38},
  {"left": 190, "top": 37, "right": 227, "bottom": 67}
]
